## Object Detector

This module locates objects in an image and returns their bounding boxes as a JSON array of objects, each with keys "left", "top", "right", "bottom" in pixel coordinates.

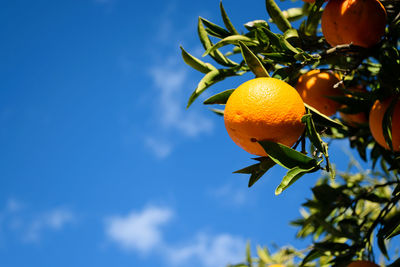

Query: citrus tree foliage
[{"left": 181, "top": 0, "right": 400, "bottom": 266}]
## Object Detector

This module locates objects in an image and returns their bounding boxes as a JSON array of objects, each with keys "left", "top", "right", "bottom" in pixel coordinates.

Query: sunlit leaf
[
  {"left": 203, "top": 89, "right": 235, "bottom": 105},
  {"left": 187, "top": 68, "right": 236, "bottom": 108},
  {"left": 275, "top": 165, "right": 318, "bottom": 195},
  {"left": 203, "top": 35, "right": 258, "bottom": 57},
  {"left": 265, "top": 0, "right": 292, "bottom": 32},
  {"left": 258, "top": 140, "right": 318, "bottom": 170},
  {"left": 197, "top": 17, "right": 239, "bottom": 67},
  {"left": 239, "top": 41, "right": 270, "bottom": 78},
  {"left": 180, "top": 46, "right": 216, "bottom": 74},
  {"left": 200, "top": 17, "right": 231, "bottom": 39},
  {"left": 220, "top": 1, "right": 239, "bottom": 35}
]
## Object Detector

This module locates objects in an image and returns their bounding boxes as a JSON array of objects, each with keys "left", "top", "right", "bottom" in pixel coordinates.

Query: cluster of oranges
[{"left": 224, "top": 0, "right": 399, "bottom": 157}]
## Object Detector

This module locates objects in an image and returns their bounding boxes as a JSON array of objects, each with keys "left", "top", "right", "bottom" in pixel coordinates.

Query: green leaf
[
  {"left": 180, "top": 46, "right": 216, "bottom": 74},
  {"left": 314, "top": 242, "right": 350, "bottom": 252},
  {"left": 200, "top": 17, "right": 231, "bottom": 39},
  {"left": 382, "top": 98, "right": 398, "bottom": 151},
  {"left": 210, "top": 108, "right": 224, "bottom": 116},
  {"left": 258, "top": 140, "right": 318, "bottom": 170},
  {"left": 256, "top": 247, "right": 272, "bottom": 264},
  {"left": 244, "top": 20, "right": 270, "bottom": 31},
  {"left": 246, "top": 242, "right": 252, "bottom": 266},
  {"left": 197, "top": 17, "right": 238, "bottom": 67},
  {"left": 203, "top": 89, "right": 235, "bottom": 105},
  {"left": 305, "top": 104, "right": 346, "bottom": 129},
  {"left": 304, "top": 0, "right": 324, "bottom": 36},
  {"left": 219, "top": 1, "right": 239, "bottom": 35},
  {"left": 234, "top": 157, "right": 276, "bottom": 187},
  {"left": 302, "top": 113, "right": 327, "bottom": 155},
  {"left": 378, "top": 232, "right": 390, "bottom": 259},
  {"left": 386, "top": 222, "right": 400, "bottom": 239},
  {"left": 281, "top": 7, "right": 306, "bottom": 22},
  {"left": 203, "top": 35, "right": 258, "bottom": 57},
  {"left": 300, "top": 249, "right": 325, "bottom": 266},
  {"left": 187, "top": 68, "right": 235, "bottom": 108},
  {"left": 275, "top": 165, "right": 318, "bottom": 195},
  {"left": 239, "top": 41, "right": 270, "bottom": 78},
  {"left": 265, "top": 0, "right": 292, "bottom": 32}
]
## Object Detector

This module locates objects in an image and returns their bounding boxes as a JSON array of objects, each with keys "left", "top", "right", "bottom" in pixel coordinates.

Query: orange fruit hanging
[
  {"left": 321, "top": 0, "right": 387, "bottom": 48},
  {"left": 369, "top": 96, "right": 400, "bottom": 151},
  {"left": 347, "top": 260, "right": 380, "bottom": 267},
  {"left": 295, "top": 69, "right": 343, "bottom": 116},
  {"left": 339, "top": 86, "right": 368, "bottom": 127},
  {"left": 224, "top": 78, "right": 305, "bottom": 156}
]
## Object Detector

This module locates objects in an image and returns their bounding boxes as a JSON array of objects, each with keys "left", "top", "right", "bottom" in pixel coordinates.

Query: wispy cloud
[
  {"left": 24, "top": 209, "right": 75, "bottom": 242},
  {"left": 209, "top": 183, "right": 249, "bottom": 207},
  {"left": 149, "top": 63, "right": 213, "bottom": 138},
  {"left": 105, "top": 205, "right": 246, "bottom": 267},
  {"left": 1, "top": 199, "right": 75, "bottom": 243},
  {"left": 105, "top": 206, "right": 173, "bottom": 253},
  {"left": 166, "top": 233, "right": 246, "bottom": 267},
  {"left": 145, "top": 137, "right": 173, "bottom": 159},
  {"left": 142, "top": 1, "right": 214, "bottom": 159}
]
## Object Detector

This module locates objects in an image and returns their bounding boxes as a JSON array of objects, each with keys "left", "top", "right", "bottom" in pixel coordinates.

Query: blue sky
[{"left": 0, "top": 1, "right": 386, "bottom": 267}]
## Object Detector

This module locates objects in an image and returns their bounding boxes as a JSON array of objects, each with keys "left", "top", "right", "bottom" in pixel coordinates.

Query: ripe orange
[
  {"left": 369, "top": 97, "right": 400, "bottom": 151},
  {"left": 347, "top": 260, "right": 380, "bottom": 267},
  {"left": 295, "top": 70, "right": 343, "bottom": 116},
  {"left": 321, "top": 0, "right": 387, "bottom": 48},
  {"left": 224, "top": 78, "right": 305, "bottom": 156},
  {"left": 339, "top": 86, "right": 368, "bottom": 127}
]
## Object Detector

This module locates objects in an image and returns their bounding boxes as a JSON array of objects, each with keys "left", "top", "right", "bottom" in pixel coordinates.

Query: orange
[
  {"left": 347, "top": 260, "right": 380, "bottom": 267},
  {"left": 321, "top": 0, "right": 387, "bottom": 48},
  {"left": 295, "top": 70, "right": 343, "bottom": 116},
  {"left": 224, "top": 78, "right": 305, "bottom": 156},
  {"left": 339, "top": 86, "right": 368, "bottom": 127},
  {"left": 369, "top": 97, "right": 400, "bottom": 151}
]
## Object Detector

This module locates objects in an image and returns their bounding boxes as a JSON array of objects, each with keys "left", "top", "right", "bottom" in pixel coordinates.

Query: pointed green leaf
[
  {"left": 275, "top": 165, "right": 318, "bottom": 195},
  {"left": 386, "top": 222, "right": 400, "bottom": 239},
  {"left": 187, "top": 68, "right": 235, "bottom": 108},
  {"left": 220, "top": 1, "right": 239, "bottom": 35},
  {"left": 203, "top": 35, "right": 258, "bottom": 57},
  {"left": 382, "top": 98, "right": 397, "bottom": 151},
  {"left": 258, "top": 140, "right": 318, "bottom": 169},
  {"left": 281, "top": 7, "right": 306, "bottom": 22},
  {"left": 203, "top": 89, "right": 235, "bottom": 105},
  {"left": 257, "top": 246, "right": 272, "bottom": 263},
  {"left": 210, "top": 108, "right": 224, "bottom": 116},
  {"left": 244, "top": 20, "right": 270, "bottom": 31},
  {"left": 265, "top": 0, "right": 292, "bottom": 32},
  {"left": 246, "top": 242, "right": 252, "bottom": 266},
  {"left": 301, "top": 113, "right": 327, "bottom": 155},
  {"left": 197, "top": 17, "right": 238, "bottom": 67},
  {"left": 304, "top": 0, "right": 324, "bottom": 36},
  {"left": 180, "top": 46, "right": 216, "bottom": 74},
  {"left": 378, "top": 232, "right": 390, "bottom": 259},
  {"left": 305, "top": 103, "right": 346, "bottom": 129},
  {"left": 239, "top": 41, "right": 270, "bottom": 78},
  {"left": 200, "top": 17, "right": 231, "bottom": 39},
  {"left": 300, "top": 249, "right": 325, "bottom": 266},
  {"left": 248, "top": 157, "right": 276, "bottom": 187}
]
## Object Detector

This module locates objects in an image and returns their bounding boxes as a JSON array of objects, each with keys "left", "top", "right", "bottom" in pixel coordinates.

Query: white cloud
[
  {"left": 105, "top": 205, "right": 246, "bottom": 267},
  {"left": 25, "top": 209, "right": 75, "bottom": 242},
  {"left": 210, "top": 184, "right": 249, "bottom": 206},
  {"left": 166, "top": 233, "right": 246, "bottom": 267},
  {"left": 6, "top": 198, "right": 22, "bottom": 213},
  {"left": 145, "top": 137, "right": 173, "bottom": 159},
  {"left": 105, "top": 206, "right": 173, "bottom": 253},
  {"left": 1, "top": 199, "right": 76, "bottom": 243},
  {"left": 149, "top": 63, "right": 213, "bottom": 138}
]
